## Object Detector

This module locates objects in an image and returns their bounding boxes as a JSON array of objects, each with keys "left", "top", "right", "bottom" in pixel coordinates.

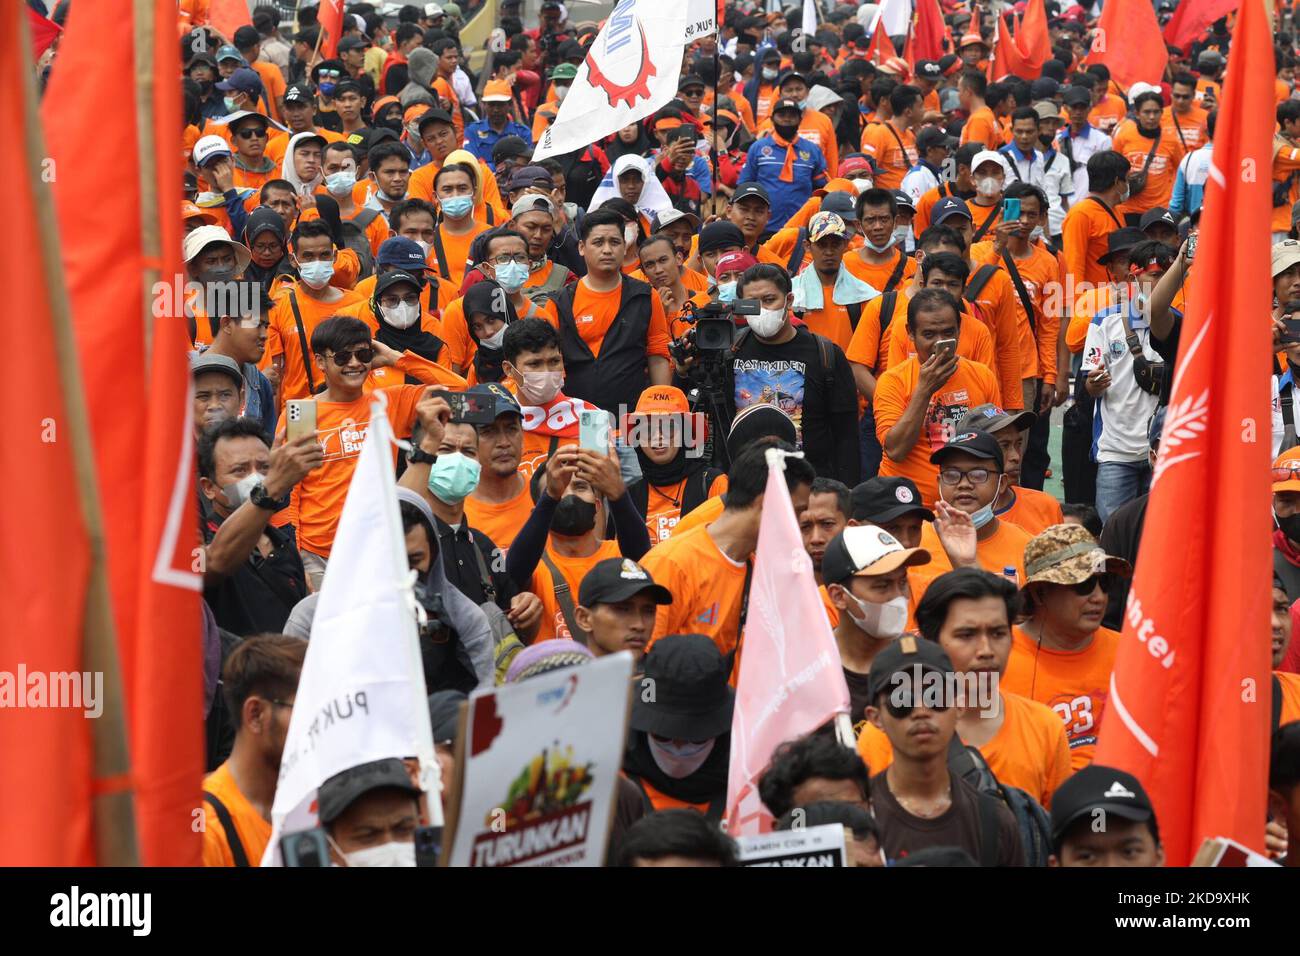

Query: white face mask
[
  {"left": 648, "top": 736, "right": 716, "bottom": 778},
  {"left": 556, "top": 85, "right": 569, "bottom": 101},
  {"left": 841, "top": 588, "right": 909, "bottom": 640},
  {"left": 1030, "top": 225, "right": 1045, "bottom": 241},
  {"left": 864, "top": 235, "right": 896, "bottom": 254},
  {"left": 343, "top": 840, "right": 417, "bottom": 868},
  {"left": 891, "top": 225, "right": 912, "bottom": 248},
  {"left": 480, "top": 324, "right": 506, "bottom": 350},
  {"left": 516, "top": 368, "right": 564, "bottom": 405},
  {"left": 414, "top": 238, "right": 431, "bottom": 258},
  {"left": 747, "top": 303, "right": 786, "bottom": 338},
  {"left": 623, "top": 223, "right": 638, "bottom": 248},
  {"left": 853, "top": 178, "right": 874, "bottom": 195},
  {"left": 975, "top": 176, "right": 1002, "bottom": 198},
  {"left": 381, "top": 301, "right": 421, "bottom": 329},
  {"left": 219, "top": 469, "right": 263, "bottom": 509}
]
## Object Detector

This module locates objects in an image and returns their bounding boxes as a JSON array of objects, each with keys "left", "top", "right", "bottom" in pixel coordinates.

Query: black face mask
[
  {"left": 551, "top": 495, "right": 596, "bottom": 536},
  {"left": 1279, "top": 512, "right": 1300, "bottom": 544},
  {"left": 377, "top": 116, "right": 404, "bottom": 134},
  {"left": 773, "top": 122, "right": 800, "bottom": 142},
  {"left": 1039, "top": 133, "right": 1054, "bottom": 148},
  {"left": 196, "top": 79, "right": 213, "bottom": 96},
  {"left": 199, "top": 265, "right": 237, "bottom": 284}
]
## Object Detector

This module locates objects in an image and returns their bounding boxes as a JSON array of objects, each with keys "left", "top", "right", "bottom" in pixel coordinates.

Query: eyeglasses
[
  {"left": 487, "top": 253, "right": 529, "bottom": 266},
  {"left": 329, "top": 346, "right": 375, "bottom": 366},
  {"left": 235, "top": 127, "right": 268, "bottom": 139},
  {"left": 379, "top": 295, "right": 420, "bottom": 308},
  {"left": 938, "top": 467, "right": 995, "bottom": 487},
  {"left": 1067, "top": 573, "right": 1115, "bottom": 596},
  {"left": 1273, "top": 463, "right": 1300, "bottom": 482}
]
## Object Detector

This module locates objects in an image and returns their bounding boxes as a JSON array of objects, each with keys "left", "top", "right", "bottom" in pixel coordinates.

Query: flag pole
[
  {"left": 711, "top": 32, "right": 720, "bottom": 218},
  {"left": 19, "top": 3, "right": 139, "bottom": 866}
]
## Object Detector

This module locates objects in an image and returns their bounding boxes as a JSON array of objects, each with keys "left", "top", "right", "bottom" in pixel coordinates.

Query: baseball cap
[
  {"left": 578, "top": 557, "right": 673, "bottom": 607},
  {"left": 698, "top": 221, "right": 746, "bottom": 253},
  {"left": 636, "top": 384, "right": 690, "bottom": 414},
  {"left": 181, "top": 200, "right": 217, "bottom": 225},
  {"left": 932, "top": 195, "right": 972, "bottom": 225},
  {"left": 481, "top": 79, "right": 513, "bottom": 103},
  {"left": 850, "top": 477, "right": 935, "bottom": 524},
  {"left": 1049, "top": 765, "right": 1155, "bottom": 848},
  {"left": 866, "top": 634, "right": 955, "bottom": 703},
  {"left": 821, "top": 525, "right": 931, "bottom": 588},
  {"left": 508, "top": 164, "right": 554, "bottom": 192},
  {"left": 1030, "top": 77, "right": 1061, "bottom": 100},
  {"left": 511, "top": 193, "right": 556, "bottom": 219},
  {"left": 183, "top": 225, "right": 252, "bottom": 273},
  {"left": 549, "top": 63, "right": 579, "bottom": 82},
  {"left": 216, "top": 67, "right": 264, "bottom": 98},
  {"left": 770, "top": 97, "right": 803, "bottom": 116},
  {"left": 839, "top": 155, "right": 874, "bottom": 177},
  {"left": 808, "top": 211, "right": 848, "bottom": 242},
  {"left": 492, "top": 135, "right": 530, "bottom": 164},
  {"left": 929, "top": 430, "right": 1005, "bottom": 470},
  {"left": 891, "top": 189, "right": 917, "bottom": 214},
  {"left": 465, "top": 382, "right": 523, "bottom": 421},
  {"left": 417, "top": 108, "right": 455, "bottom": 133},
  {"left": 1024, "top": 523, "right": 1132, "bottom": 588},
  {"left": 425, "top": 1, "right": 445, "bottom": 15},
  {"left": 1273, "top": 446, "right": 1300, "bottom": 492},
  {"left": 651, "top": 207, "right": 702, "bottom": 232},
  {"left": 192, "top": 134, "right": 232, "bottom": 168},
  {"left": 1274, "top": 239, "right": 1300, "bottom": 278},
  {"left": 189, "top": 351, "right": 243, "bottom": 389},
  {"left": 1139, "top": 207, "right": 1176, "bottom": 232},
  {"left": 971, "top": 149, "right": 1011, "bottom": 178},
  {"left": 1033, "top": 100, "right": 1064, "bottom": 123},
  {"left": 215, "top": 44, "right": 245, "bottom": 64},
  {"left": 317, "top": 758, "right": 421, "bottom": 825},
  {"left": 915, "top": 60, "right": 943, "bottom": 80},
  {"left": 337, "top": 35, "right": 367, "bottom": 53},
  {"left": 1098, "top": 227, "right": 1146, "bottom": 264},
  {"left": 956, "top": 402, "right": 1036, "bottom": 435},
  {"left": 284, "top": 83, "right": 314, "bottom": 104},
  {"left": 186, "top": 51, "right": 218, "bottom": 70},
  {"left": 630, "top": 635, "right": 734, "bottom": 739},
  {"left": 374, "top": 270, "right": 424, "bottom": 298},
  {"left": 1062, "top": 86, "right": 1092, "bottom": 107},
  {"left": 819, "top": 191, "right": 858, "bottom": 221},
  {"left": 730, "top": 182, "right": 771, "bottom": 207},
  {"left": 376, "top": 236, "right": 429, "bottom": 271},
  {"left": 1197, "top": 49, "right": 1226, "bottom": 69},
  {"left": 679, "top": 73, "right": 707, "bottom": 93},
  {"left": 915, "top": 126, "right": 951, "bottom": 153}
]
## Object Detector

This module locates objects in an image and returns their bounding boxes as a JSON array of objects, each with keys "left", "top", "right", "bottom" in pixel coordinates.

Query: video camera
[{"left": 668, "top": 296, "right": 760, "bottom": 366}]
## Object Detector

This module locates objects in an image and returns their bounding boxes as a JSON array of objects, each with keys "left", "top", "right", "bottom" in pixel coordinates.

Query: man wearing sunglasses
[
  {"left": 1003, "top": 523, "right": 1132, "bottom": 770},
  {"left": 228, "top": 111, "right": 279, "bottom": 191},
  {"left": 864, "top": 631, "right": 1025, "bottom": 865}
]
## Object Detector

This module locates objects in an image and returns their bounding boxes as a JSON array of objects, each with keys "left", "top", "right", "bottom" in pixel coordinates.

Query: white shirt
[
  {"left": 1081, "top": 302, "right": 1161, "bottom": 462},
  {"left": 1057, "top": 125, "right": 1113, "bottom": 204},
  {"left": 901, "top": 164, "right": 941, "bottom": 206},
  {"left": 452, "top": 66, "right": 476, "bottom": 108},
  {"left": 1039, "top": 147, "right": 1075, "bottom": 236}
]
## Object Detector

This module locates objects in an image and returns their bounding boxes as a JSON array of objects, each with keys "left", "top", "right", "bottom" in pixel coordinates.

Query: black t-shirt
[
  {"left": 201, "top": 506, "right": 309, "bottom": 637},
  {"left": 432, "top": 517, "right": 516, "bottom": 611},
  {"left": 728, "top": 327, "right": 861, "bottom": 483},
  {"left": 844, "top": 667, "right": 872, "bottom": 730},
  {"left": 1099, "top": 492, "right": 1148, "bottom": 630},
  {"left": 1149, "top": 308, "right": 1182, "bottom": 404},
  {"left": 870, "top": 768, "right": 1025, "bottom": 866}
]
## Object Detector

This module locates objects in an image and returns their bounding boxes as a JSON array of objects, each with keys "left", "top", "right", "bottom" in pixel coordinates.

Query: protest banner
[{"left": 736, "top": 824, "right": 848, "bottom": 867}]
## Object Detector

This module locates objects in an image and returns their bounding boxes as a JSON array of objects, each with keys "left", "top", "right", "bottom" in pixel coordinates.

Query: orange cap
[
  {"left": 636, "top": 385, "right": 690, "bottom": 414},
  {"left": 1274, "top": 446, "right": 1300, "bottom": 493},
  {"left": 403, "top": 104, "right": 426, "bottom": 125},
  {"left": 960, "top": 30, "right": 988, "bottom": 48},
  {"left": 182, "top": 200, "right": 217, "bottom": 224},
  {"left": 481, "top": 79, "right": 514, "bottom": 102}
]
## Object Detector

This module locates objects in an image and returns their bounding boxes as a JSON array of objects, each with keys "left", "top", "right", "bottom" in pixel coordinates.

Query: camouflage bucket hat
[{"left": 1023, "top": 524, "right": 1132, "bottom": 587}]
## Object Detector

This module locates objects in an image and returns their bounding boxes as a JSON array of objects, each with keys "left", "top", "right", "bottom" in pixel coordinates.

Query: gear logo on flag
[{"left": 584, "top": 20, "right": 658, "bottom": 108}]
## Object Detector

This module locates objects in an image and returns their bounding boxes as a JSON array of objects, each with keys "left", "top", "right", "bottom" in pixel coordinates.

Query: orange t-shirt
[
  {"left": 1112, "top": 121, "right": 1185, "bottom": 216},
  {"left": 262, "top": 283, "right": 366, "bottom": 407},
  {"left": 441, "top": 293, "right": 559, "bottom": 373},
  {"left": 843, "top": 248, "right": 917, "bottom": 293},
  {"left": 570, "top": 279, "right": 671, "bottom": 359},
  {"left": 1061, "top": 197, "right": 1122, "bottom": 300},
  {"left": 859, "top": 122, "right": 917, "bottom": 191},
  {"left": 970, "top": 240, "right": 1064, "bottom": 382},
  {"left": 290, "top": 385, "right": 425, "bottom": 557},
  {"left": 960, "top": 106, "right": 1001, "bottom": 149},
  {"left": 464, "top": 483, "right": 535, "bottom": 555},
  {"left": 1162, "top": 105, "right": 1208, "bottom": 152},
  {"left": 232, "top": 161, "right": 280, "bottom": 192},
  {"left": 642, "top": 522, "right": 749, "bottom": 660},
  {"left": 873, "top": 357, "right": 1001, "bottom": 505},
  {"left": 1277, "top": 670, "right": 1300, "bottom": 725},
  {"left": 1273, "top": 140, "right": 1300, "bottom": 233},
  {"left": 880, "top": 303, "right": 998, "bottom": 388},
  {"left": 1004, "top": 625, "right": 1121, "bottom": 770},
  {"left": 1278, "top": 77, "right": 1294, "bottom": 105},
  {"left": 201, "top": 762, "right": 272, "bottom": 867},
  {"left": 250, "top": 61, "right": 287, "bottom": 123},
  {"left": 407, "top": 156, "right": 508, "bottom": 223},
  {"left": 997, "top": 488, "right": 1064, "bottom": 536},
  {"left": 1088, "top": 93, "right": 1128, "bottom": 136},
  {"left": 669, "top": 493, "right": 723, "bottom": 538},
  {"left": 264, "top": 126, "right": 345, "bottom": 166},
  {"left": 910, "top": 519, "right": 1031, "bottom": 600},
  {"left": 857, "top": 691, "right": 1073, "bottom": 807},
  {"left": 645, "top": 473, "right": 728, "bottom": 543},
  {"left": 430, "top": 221, "right": 491, "bottom": 287},
  {"left": 529, "top": 539, "right": 622, "bottom": 642},
  {"left": 914, "top": 184, "right": 974, "bottom": 236},
  {"left": 798, "top": 283, "right": 862, "bottom": 355}
]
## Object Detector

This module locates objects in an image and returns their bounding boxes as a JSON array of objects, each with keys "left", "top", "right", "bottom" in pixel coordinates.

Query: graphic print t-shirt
[{"left": 731, "top": 330, "right": 826, "bottom": 440}]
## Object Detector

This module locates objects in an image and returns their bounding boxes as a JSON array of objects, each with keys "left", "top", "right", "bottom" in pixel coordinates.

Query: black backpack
[{"left": 948, "top": 738, "right": 1053, "bottom": 867}]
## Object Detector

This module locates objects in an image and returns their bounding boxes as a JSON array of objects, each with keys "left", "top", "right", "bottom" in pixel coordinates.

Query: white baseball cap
[
  {"left": 192, "top": 134, "right": 232, "bottom": 168},
  {"left": 970, "top": 149, "right": 1011, "bottom": 178},
  {"left": 821, "top": 525, "right": 931, "bottom": 587}
]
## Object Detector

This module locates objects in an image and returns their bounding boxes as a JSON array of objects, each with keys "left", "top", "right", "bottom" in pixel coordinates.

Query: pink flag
[{"left": 725, "top": 450, "right": 852, "bottom": 836}]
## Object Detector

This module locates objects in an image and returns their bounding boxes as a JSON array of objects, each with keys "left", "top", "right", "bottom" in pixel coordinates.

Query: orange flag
[
  {"left": 1015, "top": 0, "right": 1051, "bottom": 74},
  {"left": 208, "top": 0, "right": 251, "bottom": 41},
  {"left": 1086, "top": 0, "right": 1169, "bottom": 90},
  {"left": 1, "top": 0, "right": 95, "bottom": 865},
  {"left": 1093, "top": 0, "right": 1274, "bottom": 867},
  {"left": 318, "top": 0, "right": 345, "bottom": 58},
  {"left": 911, "top": 0, "right": 947, "bottom": 63},
  {"left": 42, "top": 0, "right": 203, "bottom": 866}
]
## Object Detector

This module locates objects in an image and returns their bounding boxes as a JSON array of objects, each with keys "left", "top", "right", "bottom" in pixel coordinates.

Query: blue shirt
[
  {"left": 461, "top": 119, "right": 534, "bottom": 163},
  {"left": 736, "top": 134, "right": 828, "bottom": 230}
]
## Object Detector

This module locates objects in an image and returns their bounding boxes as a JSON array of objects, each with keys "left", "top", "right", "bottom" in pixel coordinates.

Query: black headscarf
[
  {"left": 604, "top": 122, "right": 654, "bottom": 163},
  {"left": 372, "top": 272, "right": 445, "bottom": 367},
  {"left": 623, "top": 730, "right": 731, "bottom": 815},
  {"left": 241, "top": 207, "right": 294, "bottom": 293},
  {"left": 464, "top": 279, "right": 517, "bottom": 384}
]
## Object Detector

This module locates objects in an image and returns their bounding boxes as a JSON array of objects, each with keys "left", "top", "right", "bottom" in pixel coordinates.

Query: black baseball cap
[
  {"left": 1062, "top": 86, "right": 1092, "bottom": 107},
  {"left": 730, "top": 182, "right": 771, "bottom": 206},
  {"left": 492, "top": 135, "right": 531, "bottom": 163},
  {"left": 821, "top": 525, "right": 931, "bottom": 588},
  {"left": 770, "top": 97, "right": 803, "bottom": 117},
  {"left": 915, "top": 59, "right": 943, "bottom": 80},
  {"left": 698, "top": 220, "right": 746, "bottom": 252},
  {"left": 819, "top": 191, "right": 858, "bottom": 221},
  {"left": 417, "top": 108, "right": 455, "bottom": 132},
  {"left": 850, "top": 477, "right": 935, "bottom": 523},
  {"left": 932, "top": 195, "right": 972, "bottom": 225},
  {"left": 1049, "top": 765, "right": 1156, "bottom": 848},
  {"left": 891, "top": 189, "right": 917, "bottom": 214},
  {"left": 578, "top": 557, "right": 673, "bottom": 607},
  {"left": 915, "top": 126, "right": 952, "bottom": 152},
  {"left": 930, "top": 430, "right": 1005, "bottom": 470},
  {"left": 679, "top": 74, "right": 706, "bottom": 93},
  {"left": 630, "top": 634, "right": 734, "bottom": 739},
  {"left": 317, "top": 758, "right": 421, "bottom": 824},
  {"left": 465, "top": 382, "right": 522, "bottom": 420},
  {"left": 375, "top": 269, "right": 424, "bottom": 296},
  {"left": 284, "top": 83, "right": 314, "bottom": 103},
  {"left": 1097, "top": 226, "right": 1146, "bottom": 263},
  {"left": 337, "top": 35, "right": 368, "bottom": 53},
  {"left": 956, "top": 402, "right": 1036, "bottom": 435},
  {"left": 777, "top": 71, "right": 809, "bottom": 88},
  {"left": 866, "top": 634, "right": 955, "bottom": 702},
  {"left": 1139, "top": 207, "right": 1176, "bottom": 232}
]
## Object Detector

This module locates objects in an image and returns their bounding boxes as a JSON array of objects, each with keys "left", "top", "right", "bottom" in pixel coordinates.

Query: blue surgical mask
[
  {"left": 298, "top": 259, "right": 335, "bottom": 289},
  {"left": 223, "top": 96, "right": 239, "bottom": 113},
  {"left": 441, "top": 195, "right": 474, "bottom": 219},
  {"left": 969, "top": 477, "right": 1004, "bottom": 529},
  {"left": 427, "top": 451, "right": 482, "bottom": 504},
  {"left": 325, "top": 170, "right": 357, "bottom": 196},
  {"left": 319, "top": 81, "right": 337, "bottom": 97},
  {"left": 717, "top": 280, "right": 737, "bottom": 303},
  {"left": 494, "top": 261, "right": 529, "bottom": 293}
]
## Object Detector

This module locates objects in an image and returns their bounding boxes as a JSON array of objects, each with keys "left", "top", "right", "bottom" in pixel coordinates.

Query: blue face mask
[
  {"left": 223, "top": 96, "right": 239, "bottom": 113},
  {"left": 325, "top": 170, "right": 357, "bottom": 196},
  {"left": 494, "top": 260, "right": 529, "bottom": 293},
  {"left": 427, "top": 451, "right": 482, "bottom": 504},
  {"left": 717, "top": 280, "right": 737, "bottom": 303},
  {"left": 298, "top": 259, "right": 335, "bottom": 289},
  {"left": 968, "top": 476, "right": 1004, "bottom": 529},
  {"left": 318, "top": 81, "right": 337, "bottom": 97},
  {"left": 441, "top": 195, "right": 474, "bottom": 219}
]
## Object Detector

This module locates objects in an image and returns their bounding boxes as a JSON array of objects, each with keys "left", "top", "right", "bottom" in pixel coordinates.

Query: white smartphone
[
  {"left": 933, "top": 338, "right": 957, "bottom": 359},
  {"left": 285, "top": 399, "right": 317, "bottom": 443},
  {"left": 579, "top": 410, "right": 611, "bottom": 453}
]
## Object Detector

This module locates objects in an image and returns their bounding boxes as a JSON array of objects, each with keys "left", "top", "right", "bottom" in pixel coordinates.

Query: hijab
[
  {"left": 463, "top": 279, "right": 517, "bottom": 383},
  {"left": 241, "top": 207, "right": 294, "bottom": 292},
  {"left": 372, "top": 272, "right": 445, "bottom": 366}
]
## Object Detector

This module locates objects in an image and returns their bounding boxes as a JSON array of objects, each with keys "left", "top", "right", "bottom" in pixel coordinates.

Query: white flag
[
  {"left": 532, "top": 0, "right": 716, "bottom": 161},
  {"left": 802, "top": 0, "right": 818, "bottom": 40},
  {"left": 869, "top": 0, "right": 912, "bottom": 38},
  {"left": 260, "top": 396, "right": 441, "bottom": 865}
]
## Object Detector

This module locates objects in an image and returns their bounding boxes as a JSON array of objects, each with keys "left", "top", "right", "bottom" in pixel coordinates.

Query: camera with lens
[{"left": 668, "top": 297, "right": 760, "bottom": 365}]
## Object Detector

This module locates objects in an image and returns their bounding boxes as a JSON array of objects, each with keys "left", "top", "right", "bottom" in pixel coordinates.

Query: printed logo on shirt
[
  {"left": 576, "top": 312, "right": 595, "bottom": 324},
  {"left": 696, "top": 603, "right": 718, "bottom": 626},
  {"left": 733, "top": 359, "right": 807, "bottom": 434},
  {"left": 319, "top": 417, "right": 370, "bottom": 462},
  {"left": 1108, "top": 339, "right": 1126, "bottom": 358},
  {"left": 924, "top": 397, "right": 974, "bottom": 451},
  {"left": 761, "top": 146, "right": 773, "bottom": 157}
]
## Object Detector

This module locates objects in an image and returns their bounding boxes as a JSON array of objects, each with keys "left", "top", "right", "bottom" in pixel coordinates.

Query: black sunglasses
[
  {"left": 329, "top": 346, "right": 375, "bottom": 366},
  {"left": 883, "top": 695, "right": 951, "bottom": 719},
  {"left": 1068, "top": 573, "right": 1115, "bottom": 596},
  {"left": 235, "top": 127, "right": 268, "bottom": 139}
]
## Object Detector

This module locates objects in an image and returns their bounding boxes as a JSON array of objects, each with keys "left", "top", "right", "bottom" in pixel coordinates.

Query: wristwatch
[
  {"left": 408, "top": 446, "right": 438, "bottom": 465},
  {"left": 249, "top": 482, "right": 290, "bottom": 512}
]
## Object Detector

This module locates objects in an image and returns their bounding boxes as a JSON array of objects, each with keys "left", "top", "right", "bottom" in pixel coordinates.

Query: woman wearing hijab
[
  {"left": 371, "top": 271, "right": 449, "bottom": 379},
  {"left": 461, "top": 278, "right": 519, "bottom": 385},
  {"left": 242, "top": 207, "right": 296, "bottom": 296},
  {"left": 604, "top": 121, "right": 654, "bottom": 164}
]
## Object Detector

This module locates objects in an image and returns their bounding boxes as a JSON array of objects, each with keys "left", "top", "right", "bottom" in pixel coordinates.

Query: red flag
[
  {"left": 26, "top": 6, "right": 60, "bottom": 56},
  {"left": 1015, "top": 0, "right": 1051, "bottom": 74},
  {"left": 989, "top": 12, "right": 1019, "bottom": 80},
  {"left": 1163, "top": 0, "right": 1239, "bottom": 53},
  {"left": 318, "top": 0, "right": 345, "bottom": 59},
  {"left": 725, "top": 451, "right": 852, "bottom": 836},
  {"left": 1093, "top": 0, "right": 1273, "bottom": 867},
  {"left": 208, "top": 0, "right": 251, "bottom": 42},
  {"left": 1, "top": 0, "right": 95, "bottom": 866},
  {"left": 42, "top": 0, "right": 203, "bottom": 866},
  {"left": 1086, "top": 0, "right": 1169, "bottom": 90},
  {"left": 912, "top": 0, "right": 947, "bottom": 62},
  {"left": 865, "top": 11, "right": 895, "bottom": 65}
]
